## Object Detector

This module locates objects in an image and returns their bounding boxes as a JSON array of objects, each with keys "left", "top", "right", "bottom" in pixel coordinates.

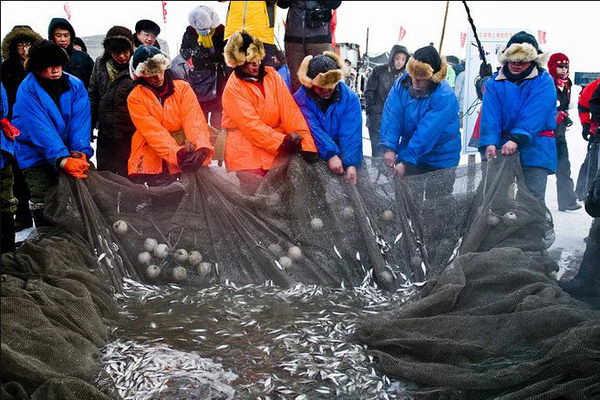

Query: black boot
[
  {"left": 560, "top": 218, "right": 600, "bottom": 297},
  {"left": 1, "top": 212, "right": 16, "bottom": 253}
]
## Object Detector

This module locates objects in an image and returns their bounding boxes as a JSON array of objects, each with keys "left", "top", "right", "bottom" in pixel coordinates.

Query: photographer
[{"left": 278, "top": 1, "right": 342, "bottom": 93}]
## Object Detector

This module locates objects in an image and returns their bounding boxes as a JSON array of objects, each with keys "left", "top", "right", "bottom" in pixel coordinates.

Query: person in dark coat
[
  {"left": 171, "top": 5, "right": 229, "bottom": 134},
  {"left": 364, "top": 44, "right": 409, "bottom": 157},
  {"left": 12, "top": 40, "right": 93, "bottom": 227},
  {"left": 133, "top": 19, "right": 161, "bottom": 49},
  {"left": 277, "top": 0, "right": 342, "bottom": 93},
  {"left": 1, "top": 25, "right": 42, "bottom": 232},
  {"left": 547, "top": 52, "right": 581, "bottom": 211},
  {"left": 575, "top": 77, "right": 600, "bottom": 201},
  {"left": 88, "top": 26, "right": 136, "bottom": 176},
  {"left": 48, "top": 17, "right": 94, "bottom": 88}
]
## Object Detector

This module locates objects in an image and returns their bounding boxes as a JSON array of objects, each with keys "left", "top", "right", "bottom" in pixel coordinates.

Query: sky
[{"left": 2, "top": 1, "right": 600, "bottom": 74}]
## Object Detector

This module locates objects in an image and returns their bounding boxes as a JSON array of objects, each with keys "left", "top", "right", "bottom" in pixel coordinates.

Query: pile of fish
[{"left": 104, "top": 275, "right": 421, "bottom": 399}]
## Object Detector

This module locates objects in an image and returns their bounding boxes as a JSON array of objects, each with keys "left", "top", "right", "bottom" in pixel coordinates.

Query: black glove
[
  {"left": 582, "top": 124, "right": 591, "bottom": 141},
  {"left": 301, "top": 151, "right": 320, "bottom": 163},
  {"left": 177, "top": 148, "right": 210, "bottom": 171},
  {"left": 479, "top": 61, "right": 492, "bottom": 78},
  {"left": 564, "top": 115, "right": 573, "bottom": 128},
  {"left": 278, "top": 132, "right": 302, "bottom": 154}
]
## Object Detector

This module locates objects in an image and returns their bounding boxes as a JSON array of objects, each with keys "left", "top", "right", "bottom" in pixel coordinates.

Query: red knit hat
[{"left": 547, "top": 52, "right": 569, "bottom": 81}]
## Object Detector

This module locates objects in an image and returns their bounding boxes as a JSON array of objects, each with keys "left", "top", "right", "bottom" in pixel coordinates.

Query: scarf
[
  {"left": 502, "top": 63, "right": 536, "bottom": 83},
  {"left": 196, "top": 28, "right": 215, "bottom": 49},
  {"left": 106, "top": 59, "right": 129, "bottom": 82},
  {"left": 140, "top": 70, "right": 175, "bottom": 104},
  {"left": 35, "top": 74, "right": 70, "bottom": 109}
]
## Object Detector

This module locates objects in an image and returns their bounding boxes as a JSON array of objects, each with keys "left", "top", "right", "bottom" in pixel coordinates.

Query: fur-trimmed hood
[
  {"left": 129, "top": 46, "right": 171, "bottom": 80},
  {"left": 1, "top": 26, "right": 42, "bottom": 60},
  {"left": 224, "top": 30, "right": 265, "bottom": 68},
  {"left": 188, "top": 5, "right": 220, "bottom": 30},
  {"left": 497, "top": 42, "right": 548, "bottom": 68},
  {"left": 406, "top": 57, "right": 448, "bottom": 84},
  {"left": 298, "top": 51, "right": 348, "bottom": 89}
]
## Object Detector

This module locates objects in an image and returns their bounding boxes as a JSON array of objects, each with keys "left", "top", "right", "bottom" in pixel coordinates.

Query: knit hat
[
  {"left": 129, "top": 45, "right": 170, "bottom": 80},
  {"left": 103, "top": 26, "right": 135, "bottom": 55},
  {"left": 188, "top": 5, "right": 220, "bottom": 31},
  {"left": 547, "top": 52, "right": 569, "bottom": 81},
  {"left": 406, "top": 45, "right": 448, "bottom": 83},
  {"left": 25, "top": 39, "right": 68, "bottom": 72},
  {"left": 134, "top": 19, "right": 161, "bottom": 36},
  {"left": 298, "top": 51, "right": 348, "bottom": 89},
  {"left": 224, "top": 31, "right": 265, "bottom": 68},
  {"left": 1, "top": 25, "right": 42, "bottom": 60},
  {"left": 497, "top": 31, "right": 548, "bottom": 67}
]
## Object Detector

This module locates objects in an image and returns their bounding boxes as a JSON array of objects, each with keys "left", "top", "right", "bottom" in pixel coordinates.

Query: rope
[{"left": 461, "top": 0, "right": 487, "bottom": 64}]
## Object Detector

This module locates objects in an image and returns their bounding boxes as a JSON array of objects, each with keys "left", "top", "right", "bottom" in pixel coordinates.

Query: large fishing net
[{"left": 1, "top": 152, "right": 598, "bottom": 398}]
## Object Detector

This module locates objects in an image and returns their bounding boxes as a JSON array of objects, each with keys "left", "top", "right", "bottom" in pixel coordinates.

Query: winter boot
[{"left": 1, "top": 212, "right": 16, "bottom": 253}]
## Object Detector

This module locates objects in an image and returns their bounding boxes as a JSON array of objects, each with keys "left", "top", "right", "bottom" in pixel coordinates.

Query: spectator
[
  {"left": 379, "top": 46, "right": 461, "bottom": 185},
  {"left": 293, "top": 51, "right": 362, "bottom": 183},
  {"left": 73, "top": 37, "right": 88, "bottom": 53},
  {"left": 171, "top": 5, "right": 228, "bottom": 134},
  {"left": 454, "top": 60, "right": 465, "bottom": 115},
  {"left": 88, "top": 26, "right": 136, "bottom": 176},
  {"left": 12, "top": 40, "right": 93, "bottom": 227},
  {"left": 1, "top": 82, "right": 20, "bottom": 252},
  {"left": 133, "top": 19, "right": 161, "bottom": 49},
  {"left": 127, "top": 46, "right": 213, "bottom": 186},
  {"left": 575, "top": 77, "right": 600, "bottom": 201},
  {"left": 479, "top": 31, "right": 556, "bottom": 205},
  {"left": 547, "top": 52, "right": 581, "bottom": 211},
  {"left": 48, "top": 18, "right": 94, "bottom": 88},
  {"left": 277, "top": 1, "right": 342, "bottom": 93},
  {"left": 222, "top": 1, "right": 279, "bottom": 68},
  {"left": 221, "top": 31, "right": 317, "bottom": 194},
  {"left": 364, "top": 44, "right": 409, "bottom": 157}
]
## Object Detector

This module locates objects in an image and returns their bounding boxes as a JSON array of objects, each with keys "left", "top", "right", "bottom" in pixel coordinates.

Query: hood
[
  {"left": 1, "top": 26, "right": 43, "bottom": 60},
  {"left": 388, "top": 44, "right": 409, "bottom": 69},
  {"left": 48, "top": 17, "right": 76, "bottom": 49}
]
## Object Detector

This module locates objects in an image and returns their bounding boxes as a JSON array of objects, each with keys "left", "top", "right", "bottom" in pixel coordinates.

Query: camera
[{"left": 306, "top": 8, "right": 332, "bottom": 28}]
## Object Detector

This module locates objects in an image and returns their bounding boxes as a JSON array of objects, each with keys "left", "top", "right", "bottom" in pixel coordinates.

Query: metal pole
[{"left": 439, "top": 0, "right": 450, "bottom": 53}]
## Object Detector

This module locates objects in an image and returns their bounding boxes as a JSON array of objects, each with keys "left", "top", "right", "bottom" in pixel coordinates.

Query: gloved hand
[
  {"left": 582, "top": 123, "right": 591, "bottom": 141},
  {"left": 479, "top": 61, "right": 492, "bottom": 78},
  {"left": 301, "top": 151, "right": 319, "bottom": 163},
  {"left": 556, "top": 110, "right": 567, "bottom": 125},
  {"left": 177, "top": 147, "right": 210, "bottom": 171},
  {"left": 60, "top": 156, "right": 90, "bottom": 178},
  {"left": 0, "top": 118, "right": 20, "bottom": 140},
  {"left": 278, "top": 132, "right": 302, "bottom": 154}
]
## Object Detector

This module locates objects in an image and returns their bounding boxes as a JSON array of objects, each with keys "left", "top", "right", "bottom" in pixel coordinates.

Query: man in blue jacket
[
  {"left": 294, "top": 51, "right": 362, "bottom": 183},
  {"left": 12, "top": 40, "right": 93, "bottom": 227},
  {"left": 380, "top": 46, "right": 461, "bottom": 184},
  {"left": 479, "top": 31, "right": 556, "bottom": 204}
]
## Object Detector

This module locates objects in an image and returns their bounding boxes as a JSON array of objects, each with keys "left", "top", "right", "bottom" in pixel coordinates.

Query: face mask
[{"left": 197, "top": 28, "right": 210, "bottom": 36}]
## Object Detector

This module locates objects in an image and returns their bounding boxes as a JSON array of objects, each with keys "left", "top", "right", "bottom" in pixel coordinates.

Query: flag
[
  {"left": 162, "top": 1, "right": 167, "bottom": 24},
  {"left": 537, "top": 30, "right": 547, "bottom": 45},
  {"left": 63, "top": 2, "right": 72, "bottom": 20},
  {"left": 460, "top": 32, "right": 467, "bottom": 48},
  {"left": 398, "top": 26, "right": 406, "bottom": 42}
]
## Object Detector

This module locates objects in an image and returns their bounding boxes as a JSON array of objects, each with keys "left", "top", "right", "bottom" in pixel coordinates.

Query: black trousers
[{"left": 554, "top": 128, "right": 578, "bottom": 208}]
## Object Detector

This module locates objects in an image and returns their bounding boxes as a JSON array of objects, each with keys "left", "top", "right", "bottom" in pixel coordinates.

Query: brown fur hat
[
  {"left": 298, "top": 51, "right": 348, "bottom": 89},
  {"left": 406, "top": 45, "right": 448, "bottom": 84},
  {"left": 224, "top": 30, "right": 265, "bottom": 68},
  {"left": 129, "top": 45, "right": 170, "bottom": 80},
  {"left": 497, "top": 42, "right": 548, "bottom": 68}
]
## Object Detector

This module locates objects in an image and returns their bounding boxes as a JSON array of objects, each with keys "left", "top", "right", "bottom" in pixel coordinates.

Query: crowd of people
[{"left": 0, "top": 2, "right": 599, "bottom": 295}]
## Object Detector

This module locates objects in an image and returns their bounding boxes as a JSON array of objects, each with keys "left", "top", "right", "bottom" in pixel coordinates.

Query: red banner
[
  {"left": 162, "top": 1, "right": 167, "bottom": 24},
  {"left": 460, "top": 32, "right": 467, "bottom": 48},
  {"left": 63, "top": 2, "right": 72, "bottom": 20},
  {"left": 398, "top": 26, "right": 406, "bottom": 42},
  {"left": 537, "top": 30, "right": 547, "bottom": 45}
]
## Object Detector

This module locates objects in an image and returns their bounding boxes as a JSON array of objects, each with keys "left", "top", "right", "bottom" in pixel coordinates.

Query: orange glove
[
  {"left": 1, "top": 118, "right": 20, "bottom": 140},
  {"left": 60, "top": 156, "right": 90, "bottom": 179}
]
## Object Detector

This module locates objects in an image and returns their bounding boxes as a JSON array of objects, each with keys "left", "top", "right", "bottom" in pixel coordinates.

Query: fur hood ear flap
[
  {"left": 535, "top": 51, "right": 549, "bottom": 69},
  {"left": 129, "top": 52, "right": 170, "bottom": 80},
  {"left": 406, "top": 57, "right": 434, "bottom": 81},
  {"left": 298, "top": 55, "right": 314, "bottom": 88},
  {"left": 313, "top": 70, "right": 343, "bottom": 89},
  {"left": 430, "top": 59, "right": 448, "bottom": 83},
  {"left": 497, "top": 42, "right": 543, "bottom": 66}
]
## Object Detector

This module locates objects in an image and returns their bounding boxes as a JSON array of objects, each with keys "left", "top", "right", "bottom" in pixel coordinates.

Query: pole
[
  {"left": 438, "top": 0, "right": 450, "bottom": 53},
  {"left": 365, "top": 27, "right": 369, "bottom": 57},
  {"left": 461, "top": 0, "right": 487, "bottom": 64}
]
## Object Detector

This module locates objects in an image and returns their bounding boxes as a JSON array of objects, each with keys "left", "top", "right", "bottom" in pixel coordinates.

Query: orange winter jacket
[
  {"left": 222, "top": 66, "right": 316, "bottom": 171},
  {"left": 127, "top": 79, "right": 213, "bottom": 176}
]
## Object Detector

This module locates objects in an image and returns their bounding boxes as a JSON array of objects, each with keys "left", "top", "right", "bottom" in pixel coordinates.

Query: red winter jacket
[{"left": 578, "top": 77, "right": 600, "bottom": 127}]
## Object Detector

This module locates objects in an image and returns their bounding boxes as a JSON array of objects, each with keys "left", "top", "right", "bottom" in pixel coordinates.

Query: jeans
[{"left": 522, "top": 166, "right": 549, "bottom": 205}]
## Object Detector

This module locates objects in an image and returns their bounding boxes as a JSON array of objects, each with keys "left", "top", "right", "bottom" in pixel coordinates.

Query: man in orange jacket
[
  {"left": 127, "top": 45, "right": 213, "bottom": 186},
  {"left": 221, "top": 30, "right": 318, "bottom": 194}
]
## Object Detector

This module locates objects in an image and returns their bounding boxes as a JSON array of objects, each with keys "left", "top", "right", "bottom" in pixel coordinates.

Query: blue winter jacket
[
  {"left": 379, "top": 74, "right": 461, "bottom": 168},
  {"left": 479, "top": 68, "right": 557, "bottom": 172},
  {"left": 12, "top": 72, "right": 93, "bottom": 169},
  {"left": 293, "top": 82, "right": 363, "bottom": 167},
  {"left": 1, "top": 83, "right": 14, "bottom": 169},
  {"left": 277, "top": 65, "right": 291, "bottom": 90}
]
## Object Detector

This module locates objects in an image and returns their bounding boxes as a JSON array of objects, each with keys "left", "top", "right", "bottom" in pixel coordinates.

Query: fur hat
[
  {"left": 188, "top": 5, "right": 220, "bottom": 30},
  {"left": 129, "top": 45, "right": 170, "bottom": 80},
  {"left": 406, "top": 45, "right": 448, "bottom": 83},
  {"left": 25, "top": 39, "right": 69, "bottom": 72},
  {"left": 497, "top": 31, "right": 548, "bottom": 68},
  {"left": 1, "top": 25, "right": 42, "bottom": 60},
  {"left": 298, "top": 51, "right": 348, "bottom": 89},
  {"left": 135, "top": 19, "right": 160, "bottom": 36},
  {"left": 224, "top": 31, "right": 265, "bottom": 68},
  {"left": 103, "top": 26, "right": 135, "bottom": 55}
]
